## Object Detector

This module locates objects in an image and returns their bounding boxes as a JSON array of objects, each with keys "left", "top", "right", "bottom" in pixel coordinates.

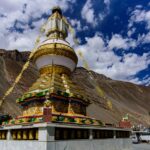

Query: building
[{"left": 0, "top": 7, "right": 132, "bottom": 150}]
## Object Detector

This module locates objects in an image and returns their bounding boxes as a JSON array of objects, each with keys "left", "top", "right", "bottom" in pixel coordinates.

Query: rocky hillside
[{"left": 0, "top": 49, "right": 150, "bottom": 126}]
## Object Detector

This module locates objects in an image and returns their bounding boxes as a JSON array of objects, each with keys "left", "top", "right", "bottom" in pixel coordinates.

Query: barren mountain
[{"left": 0, "top": 49, "right": 150, "bottom": 126}]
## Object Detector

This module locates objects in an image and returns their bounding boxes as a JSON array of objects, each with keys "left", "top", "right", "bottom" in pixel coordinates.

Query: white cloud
[
  {"left": 104, "top": 0, "right": 111, "bottom": 9},
  {"left": 76, "top": 33, "right": 150, "bottom": 85},
  {"left": 129, "top": 9, "right": 150, "bottom": 30},
  {"left": 81, "top": 0, "right": 97, "bottom": 26},
  {"left": 105, "top": 53, "right": 150, "bottom": 79},
  {"left": 108, "top": 34, "right": 136, "bottom": 50},
  {"left": 0, "top": 0, "right": 24, "bottom": 13},
  {"left": 70, "top": 19, "right": 82, "bottom": 31},
  {"left": 85, "top": 33, "right": 105, "bottom": 51},
  {"left": 127, "top": 28, "right": 136, "bottom": 37},
  {"left": 94, "top": 52, "right": 150, "bottom": 82},
  {"left": 135, "top": 5, "right": 143, "bottom": 9},
  {"left": 143, "top": 32, "right": 150, "bottom": 43},
  {"left": 81, "top": 0, "right": 111, "bottom": 26},
  {"left": 128, "top": 6, "right": 150, "bottom": 45},
  {"left": 0, "top": 0, "right": 76, "bottom": 51},
  {"left": 129, "top": 76, "right": 150, "bottom": 86},
  {"left": 76, "top": 33, "right": 107, "bottom": 68},
  {"left": 128, "top": 7, "right": 150, "bottom": 44},
  {"left": 143, "top": 76, "right": 150, "bottom": 86},
  {"left": 136, "top": 32, "right": 150, "bottom": 44}
]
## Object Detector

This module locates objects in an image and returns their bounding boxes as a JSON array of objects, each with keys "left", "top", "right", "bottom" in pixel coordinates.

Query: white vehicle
[
  {"left": 131, "top": 132, "right": 140, "bottom": 144},
  {"left": 140, "top": 132, "right": 150, "bottom": 143},
  {"left": 132, "top": 131, "right": 150, "bottom": 143}
]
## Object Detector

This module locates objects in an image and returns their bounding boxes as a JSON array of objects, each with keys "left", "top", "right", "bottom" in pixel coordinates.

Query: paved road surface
[{"left": 133, "top": 144, "right": 150, "bottom": 150}]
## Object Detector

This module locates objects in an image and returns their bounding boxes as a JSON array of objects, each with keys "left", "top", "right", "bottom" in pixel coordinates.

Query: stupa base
[
  {"left": 2, "top": 113, "right": 103, "bottom": 127},
  {"left": 0, "top": 122, "right": 132, "bottom": 150}
]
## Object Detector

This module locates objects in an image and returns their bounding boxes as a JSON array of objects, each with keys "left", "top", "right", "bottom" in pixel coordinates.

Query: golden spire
[{"left": 46, "top": 7, "right": 69, "bottom": 39}]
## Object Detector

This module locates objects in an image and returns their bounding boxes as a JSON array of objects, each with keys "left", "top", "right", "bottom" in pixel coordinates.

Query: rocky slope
[{"left": 0, "top": 49, "right": 150, "bottom": 126}]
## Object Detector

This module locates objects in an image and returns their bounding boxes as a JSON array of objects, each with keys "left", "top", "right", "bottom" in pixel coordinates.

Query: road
[{"left": 133, "top": 144, "right": 150, "bottom": 150}]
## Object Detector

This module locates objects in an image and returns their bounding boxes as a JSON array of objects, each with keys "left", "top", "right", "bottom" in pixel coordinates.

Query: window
[
  {"left": 116, "top": 131, "right": 130, "bottom": 138},
  {"left": 55, "top": 127, "right": 89, "bottom": 140},
  {"left": 93, "top": 130, "right": 113, "bottom": 139}
]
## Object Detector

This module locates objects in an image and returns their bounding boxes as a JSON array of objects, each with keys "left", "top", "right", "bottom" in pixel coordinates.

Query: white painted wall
[
  {"left": 49, "top": 139, "right": 133, "bottom": 150},
  {"left": 0, "top": 138, "right": 132, "bottom": 150},
  {"left": 0, "top": 141, "right": 47, "bottom": 150}
]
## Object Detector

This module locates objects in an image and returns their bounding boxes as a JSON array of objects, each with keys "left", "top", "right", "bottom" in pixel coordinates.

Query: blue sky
[{"left": 0, "top": 0, "right": 150, "bottom": 86}]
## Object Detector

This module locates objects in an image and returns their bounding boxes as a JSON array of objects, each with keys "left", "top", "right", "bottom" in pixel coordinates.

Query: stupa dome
[
  {"left": 33, "top": 39, "right": 78, "bottom": 75},
  {"left": 32, "top": 7, "right": 78, "bottom": 75}
]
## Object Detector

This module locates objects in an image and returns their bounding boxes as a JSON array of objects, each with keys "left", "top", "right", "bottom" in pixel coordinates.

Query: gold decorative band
[
  {"left": 33, "top": 43, "right": 78, "bottom": 64},
  {"left": 39, "top": 65, "right": 71, "bottom": 75},
  {"left": 46, "top": 28, "right": 67, "bottom": 38}
]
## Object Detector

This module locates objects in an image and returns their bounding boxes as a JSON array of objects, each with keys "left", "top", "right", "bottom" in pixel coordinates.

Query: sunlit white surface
[{"left": 35, "top": 55, "right": 76, "bottom": 71}]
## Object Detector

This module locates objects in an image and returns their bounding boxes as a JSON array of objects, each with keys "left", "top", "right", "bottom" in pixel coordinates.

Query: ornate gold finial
[
  {"left": 52, "top": 6, "right": 62, "bottom": 16},
  {"left": 44, "top": 92, "right": 52, "bottom": 107},
  {"left": 68, "top": 100, "right": 74, "bottom": 115},
  {"left": 45, "top": 6, "right": 68, "bottom": 39},
  {"left": 44, "top": 100, "right": 52, "bottom": 107}
]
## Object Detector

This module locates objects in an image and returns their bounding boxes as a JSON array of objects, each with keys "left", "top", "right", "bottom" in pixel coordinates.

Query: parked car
[
  {"left": 140, "top": 132, "right": 150, "bottom": 143},
  {"left": 131, "top": 132, "right": 141, "bottom": 144},
  {"left": 132, "top": 131, "right": 150, "bottom": 144}
]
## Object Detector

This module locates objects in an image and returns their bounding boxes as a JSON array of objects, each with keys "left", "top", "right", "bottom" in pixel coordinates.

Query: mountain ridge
[{"left": 0, "top": 49, "right": 150, "bottom": 126}]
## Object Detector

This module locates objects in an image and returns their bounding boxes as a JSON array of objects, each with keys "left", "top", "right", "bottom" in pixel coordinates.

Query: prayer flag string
[{"left": 0, "top": 18, "right": 49, "bottom": 106}]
